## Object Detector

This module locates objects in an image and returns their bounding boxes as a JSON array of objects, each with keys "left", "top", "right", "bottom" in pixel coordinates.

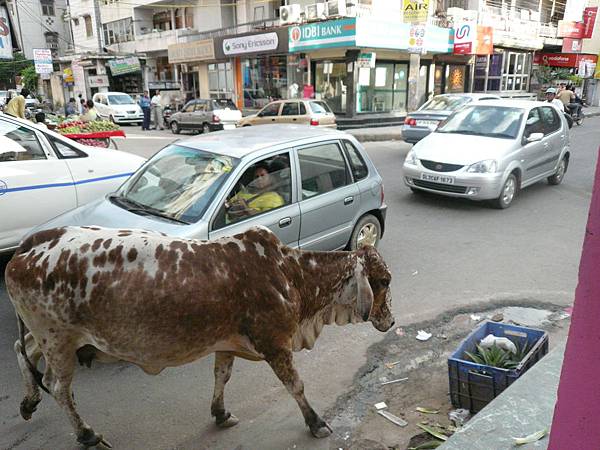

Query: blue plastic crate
[{"left": 448, "top": 320, "right": 549, "bottom": 413}]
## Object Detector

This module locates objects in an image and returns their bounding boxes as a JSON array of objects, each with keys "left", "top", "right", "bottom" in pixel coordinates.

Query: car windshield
[
  {"left": 436, "top": 105, "right": 524, "bottom": 139},
  {"left": 212, "top": 99, "right": 238, "bottom": 110},
  {"left": 108, "top": 94, "right": 135, "bottom": 105},
  {"left": 420, "top": 96, "right": 471, "bottom": 111},
  {"left": 116, "top": 145, "right": 239, "bottom": 224},
  {"left": 309, "top": 101, "right": 331, "bottom": 114}
]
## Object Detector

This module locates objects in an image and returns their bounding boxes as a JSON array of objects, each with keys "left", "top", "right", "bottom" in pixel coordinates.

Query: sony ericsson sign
[
  {"left": 222, "top": 32, "right": 279, "bottom": 56},
  {"left": 289, "top": 18, "right": 356, "bottom": 52}
]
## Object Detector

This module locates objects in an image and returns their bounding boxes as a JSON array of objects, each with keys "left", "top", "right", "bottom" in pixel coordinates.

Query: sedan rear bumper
[{"left": 401, "top": 126, "right": 433, "bottom": 143}]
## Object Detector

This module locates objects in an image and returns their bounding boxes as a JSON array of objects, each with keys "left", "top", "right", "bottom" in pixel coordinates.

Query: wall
[
  {"left": 194, "top": 0, "right": 223, "bottom": 32},
  {"left": 70, "top": 0, "right": 100, "bottom": 53}
]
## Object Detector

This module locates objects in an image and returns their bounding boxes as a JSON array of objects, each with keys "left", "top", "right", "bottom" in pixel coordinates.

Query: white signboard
[
  {"left": 33, "top": 48, "right": 53, "bottom": 74},
  {"left": 357, "top": 52, "right": 376, "bottom": 68},
  {"left": 222, "top": 32, "right": 278, "bottom": 56},
  {"left": 0, "top": 5, "right": 13, "bottom": 59},
  {"left": 88, "top": 75, "right": 109, "bottom": 87}
]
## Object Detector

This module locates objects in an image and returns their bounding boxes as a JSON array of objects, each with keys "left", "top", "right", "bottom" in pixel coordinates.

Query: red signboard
[
  {"left": 583, "top": 7, "right": 598, "bottom": 38},
  {"left": 562, "top": 38, "right": 583, "bottom": 53},
  {"left": 476, "top": 26, "right": 493, "bottom": 55},
  {"left": 558, "top": 20, "right": 585, "bottom": 38},
  {"left": 534, "top": 52, "right": 598, "bottom": 67}
]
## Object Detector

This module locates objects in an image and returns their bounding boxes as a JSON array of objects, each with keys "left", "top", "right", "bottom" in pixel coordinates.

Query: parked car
[
  {"left": 401, "top": 93, "right": 501, "bottom": 144},
  {"left": 403, "top": 100, "right": 570, "bottom": 209},
  {"left": 34, "top": 125, "right": 386, "bottom": 251},
  {"left": 238, "top": 100, "right": 337, "bottom": 128},
  {"left": 169, "top": 99, "right": 242, "bottom": 134},
  {"left": 92, "top": 92, "right": 144, "bottom": 125},
  {"left": 0, "top": 113, "right": 145, "bottom": 253},
  {"left": 0, "top": 90, "right": 8, "bottom": 108}
]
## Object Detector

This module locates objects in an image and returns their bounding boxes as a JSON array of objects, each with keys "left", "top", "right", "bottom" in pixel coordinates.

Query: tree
[
  {"left": 0, "top": 53, "right": 33, "bottom": 89},
  {"left": 21, "top": 65, "right": 38, "bottom": 92}
]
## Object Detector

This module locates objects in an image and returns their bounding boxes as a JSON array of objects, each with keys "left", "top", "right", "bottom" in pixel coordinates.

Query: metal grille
[
  {"left": 413, "top": 179, "right": 468, "bottom": 194},
  {"left": 420, "top": 160, "right": 464, "bottom": 173}
]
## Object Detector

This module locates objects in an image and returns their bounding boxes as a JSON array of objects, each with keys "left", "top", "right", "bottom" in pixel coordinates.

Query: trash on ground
[
  {"left": 377, "top": 410, "right": 408, "bottom": 427},
  {"left": 416, "top": 423, "right": 449, "bottom": 441},
  {"left": 412, "top": 270, "right": 419, "bottom": 276},
  {"left": 416, "top": 407, "right": 440, "bottom": 414},
  {"left": 381, "top": 377, "right": 408, "bottom": 386},
  {"left": 513, "top": 429, "right": 548, "bottom": 445},
  {"left": 479, "top": 334, "right": 518, "bottom": 354},
  {"left": 490, "top": 313, "right": 504, "bottom": 322},
  {"left": 470, "top": 314, "right": 481, "bottom": 321},
  {"left": 374, "top": 402, "right": 388, "bottom": 410},
  {"left": 416, "top": 330, "right": 432, "bottom": 341},
  {"left": 384, "top": 360, "right": 401, "bottom": 369},
  {"left": 448, "top": 409, "right": 471, "bottom": 427},
  {"left": 395, "top": 327, "right": 405, "bottom": 337},
  {"left": 379, "top": 376, "right": 388, "bottom": 383}
]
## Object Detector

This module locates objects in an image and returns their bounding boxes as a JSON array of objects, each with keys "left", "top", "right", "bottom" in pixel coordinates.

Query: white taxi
[{"left": 0, "top": 114, "right": 145, "bottom": 253}]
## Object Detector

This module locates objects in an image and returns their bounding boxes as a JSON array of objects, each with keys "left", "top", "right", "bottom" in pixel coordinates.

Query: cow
[{"left": 5, "top": 225, "right": 394, "bottom": 448}]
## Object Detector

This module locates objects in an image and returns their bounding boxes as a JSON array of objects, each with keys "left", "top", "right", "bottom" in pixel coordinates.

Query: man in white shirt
[
  {"left": 545, "top": 87, "right": 564, "bottom": 112},
  {"left": 150, "top": 90, "right": 164, "bottom": 130}
]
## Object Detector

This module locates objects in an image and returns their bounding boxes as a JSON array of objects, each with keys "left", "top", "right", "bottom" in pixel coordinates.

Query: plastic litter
[
  {"left": 377, "top": 410, "right": 408, "bottom": 427},
  {"left": 479, "top": 334, "right": 517, "bottom": 354},
  {"left": 412, "top": 270, "right": 419, "bottom": 276},
  {"left": 470, "top": 314, "right": 481, "bottom": 321},
  {"left": 416, "top": 407, "right": 439, "bottom": 414},
  {"left": 374, "top": 402, "right": 388, "bottom": 410},
  {"left": 384, "top": 360, "right": 401, "bottom": 369},
  {"left": 381, "top": 377, "right": 408, "bottom": 386},
  {"left": 416, "top": 330, "right": 432, "bottom": 341},
  {"left": 513, "top": 429, "right": 548, "bottom": 445},
  {"left": 448, "top": 408, "right": 471, "bottom": 427}
]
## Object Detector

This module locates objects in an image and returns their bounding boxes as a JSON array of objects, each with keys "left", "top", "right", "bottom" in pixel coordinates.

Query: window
[
  {"left": 84, "top": 15, "right": 93, "bottom": 38},
  {"left": 540, "top": 106, "right": 561, "bottom": 134},
  {"left": 524, "top": 108, "right": 543, "bottom": 137},
  {"left": 298, "top": 143, "right": 350, "bottom": 199},
  {"left": 195, "top": 101, "right": 208, "bottom": 112},
  {"left": 215, "top": 153, "right": 292, "bottom": 228},
  {"left": 41, "top": 0, "right": 55, "bottom": 16},
  {"left": 182, "top": 102, "right": 196, "bottom": 113},
  {"left": 281, "top": 102, "right": 299, "bottom": 116},
  {"left": 102, "top": 18, "right": 133, "bottom": 45},
  {"left": 355, "top": 62, "right": 409, "bottom": 114},
  {"left": 260, "top": 103, "right": 281, "bottom": 117},
  {"left": 50, "top": 138, "right": 88, "bottom": 159},
  {"left": 208, "top": 62, "right": 234, "bottom": 99},
  {"left": 0, "top": 123, "right": 46, "bottom": 162},
  {"left": 299, "top": 102, "right": 307, "bottom": 115},
  {"left": 309, "top": 101, "right": 331, "bottom": 114},
  {"left": 45, "top": 32, "right": 59, "bottom": 50},
  {"left": 342, "top": 140, "right": 368, "bottom": 181}
]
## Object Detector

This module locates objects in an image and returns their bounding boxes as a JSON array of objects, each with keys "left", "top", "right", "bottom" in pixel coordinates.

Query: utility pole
[
  {"left": 13, "top": 0, "right": 24, "bottom": 57},
  {"left": 93, "top": 0, "right": 102, "bottom": 52}
]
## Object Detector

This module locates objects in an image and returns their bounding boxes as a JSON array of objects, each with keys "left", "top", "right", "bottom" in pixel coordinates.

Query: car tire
[
  {"left": 491, "top": 173, "right": 518, "bottom": 209},
  {"left": 348, "top": 214, "right": 381, "bottom": 250},
  {"left": 202, "top": 123, "right": 211, "bottom": 134},
  {"left": 170, "top": 121, "right": 180, "bottom": 134},
  {"left": 547, "top": 157, "right": 567, "bottom": 185},
  {"left": 242, "top": 124, "right": 251, "bottom": 127}
]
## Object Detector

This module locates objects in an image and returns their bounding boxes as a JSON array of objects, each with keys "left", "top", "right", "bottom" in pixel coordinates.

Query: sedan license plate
[
  {"left": 416, "top": 120, "right": 439, "bottom": 130},
  {"left": 420, "top": 173, "right": 455, "bottom": 184}
]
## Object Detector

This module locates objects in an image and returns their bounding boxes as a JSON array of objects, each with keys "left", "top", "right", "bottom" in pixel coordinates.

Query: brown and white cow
[{"left": 5, "top": 225, "right": 394, "bottom": 447}]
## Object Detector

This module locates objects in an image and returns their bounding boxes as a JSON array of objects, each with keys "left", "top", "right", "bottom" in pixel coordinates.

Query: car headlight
[
  {"left": 467, "top": 160, "right": 498, "bottom": 173},
  {"left": 405, "top": 149, "right": 418, "bottom": 166}
]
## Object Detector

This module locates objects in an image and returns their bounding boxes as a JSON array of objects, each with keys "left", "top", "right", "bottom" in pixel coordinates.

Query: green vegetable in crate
[{"left": 465, "top": 341, "right": 531, "bottom": 370}]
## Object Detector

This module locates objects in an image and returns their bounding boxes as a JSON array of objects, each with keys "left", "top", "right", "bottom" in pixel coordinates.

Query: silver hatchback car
[
  {"left": 37, "top": 125, "right": 387, "bottom": 250},
  {"left": 403, "top": 100, "right": 570, "bottom": 208}
]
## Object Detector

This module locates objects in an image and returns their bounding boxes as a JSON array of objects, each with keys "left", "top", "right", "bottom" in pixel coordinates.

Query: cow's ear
[{"left": 355, "top": 260, "right": 374, "bottom": 321}]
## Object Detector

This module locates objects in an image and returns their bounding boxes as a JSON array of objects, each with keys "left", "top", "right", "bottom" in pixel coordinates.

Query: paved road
[{"left": 1, "top": 121, "right": 597, "bottom": 449}]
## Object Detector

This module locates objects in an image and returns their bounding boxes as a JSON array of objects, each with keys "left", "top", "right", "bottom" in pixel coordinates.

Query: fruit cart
[{"left": 55, "top": 120, "right": 125, "bottom": 149}]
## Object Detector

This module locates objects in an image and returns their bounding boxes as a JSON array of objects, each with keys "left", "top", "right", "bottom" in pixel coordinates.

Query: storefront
[
  {"left": 106, "top": 57, "right": 144, "bottom": 94},
  {"left": 168, "top": 38, "right": 215, "bottom": 101}
]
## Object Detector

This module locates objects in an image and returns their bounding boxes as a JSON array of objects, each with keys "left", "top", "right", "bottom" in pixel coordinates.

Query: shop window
[
  {"left": 445, "top": 66, "right": 465, "bottom": 94},
  {"left": 356, "top": 62, "right": 408, "bottom": 114},
  {"left": 41, "top": 0, "right": 55, "bottom": 16},
  {"left": 315, "top": 62, "right": 347, "bottom": 114},
  {"left": 84, "top": 15, "right": 93, "bottom": 37},
  {"left": 243, "top": 57, "right": 288, "bottom": 109},
  {"left": 209, "top": 63, "right": 234, "bottom": 99}
]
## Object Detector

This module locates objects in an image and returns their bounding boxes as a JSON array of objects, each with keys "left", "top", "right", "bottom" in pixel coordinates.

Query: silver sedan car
[
  {"left": 36, "top": 125, "right": 387, "bottom": 250},
  {"left": 403, "top": 100, "right": 570, "bottom": 208}
]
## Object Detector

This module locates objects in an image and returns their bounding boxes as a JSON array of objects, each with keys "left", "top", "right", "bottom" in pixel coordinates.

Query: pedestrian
[
  {"left": 151, "top": 90, "right": 164, "bottom": 130},
  {"left": 4, "top": 87, "right": 29, "bottom": 119},
  {"left": 80, "top": 99, "right": 98, "bottom": 122},
  {"left": 34, "top": 111, "right": 48, "bottom": 129},
  {"left": 65, "top": 98, "right": 78, "bottom": 116},
  {"left": 139, "top": 90, "right": 151, "bottom": 130},
  {"left": 78, "top": 93, "right": 85, "bottom": 114}
]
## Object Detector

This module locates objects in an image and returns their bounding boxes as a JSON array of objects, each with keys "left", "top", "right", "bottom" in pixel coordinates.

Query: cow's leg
[
  {"left": 42, "top": 343, "right": 111, "bottom": 448},
  {"left": 265, "top": 349, "right": 332, "bottom": 438},
  {"left": 211, "top": 352, "right": 239, "bottom": 428},
  {"left": 14, "top": 332, "right": 44, "bottom": 420}
]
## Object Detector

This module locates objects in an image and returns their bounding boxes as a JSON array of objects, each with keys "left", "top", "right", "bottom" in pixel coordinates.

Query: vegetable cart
[
  {"left": 60, "top": 130, "right": 126, "bottom": 149},
  {"left": 55, "top": 120, "right": 125, "bottom": 149}
]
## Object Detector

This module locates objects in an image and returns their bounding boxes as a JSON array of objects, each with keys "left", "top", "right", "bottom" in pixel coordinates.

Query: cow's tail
[{"left": 17, "top": 315, "right": 50, "bottom": 394}]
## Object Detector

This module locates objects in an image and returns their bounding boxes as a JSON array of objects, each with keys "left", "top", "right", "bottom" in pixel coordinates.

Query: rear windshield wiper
[{"left": 108, "top": 194, "right": 189, "bottom": 225}]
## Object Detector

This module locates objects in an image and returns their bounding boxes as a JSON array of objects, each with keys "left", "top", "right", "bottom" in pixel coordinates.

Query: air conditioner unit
[
  {"left": 280, "top": 4, "right": 302, "bottom": 25},
  {"left": 326, "top": 0, "right": 347, "bottom": 17},
  {"left": 305, "top": 3, "right": 326, "bottom": 21}
]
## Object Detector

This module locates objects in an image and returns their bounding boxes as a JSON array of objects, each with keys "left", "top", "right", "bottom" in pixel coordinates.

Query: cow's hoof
[
  {"left": 77, "top": 428, "right": 111, "bottom": 448},
  {"left": 216, "top": 413, "right": 239, "bottom": 428},
  {"left": 309, "top": 423, "right": 333, "bottom": 438},
  {"left": 20, "top": 398, "right": 40, "bottom": 420}
]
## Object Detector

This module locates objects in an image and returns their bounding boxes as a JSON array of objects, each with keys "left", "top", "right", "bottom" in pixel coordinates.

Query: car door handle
[
  {"left": 279, "top": 217, "right": 292, "bottom": 228},
  {"left": 344, "top": 196, "right": 354, "bottom": 205},
  {"left": 293, "top": 118, "right": 297, "bottom": 121},
  {"left": 271, "top": 118, "right": 276, "bottom": 121}
]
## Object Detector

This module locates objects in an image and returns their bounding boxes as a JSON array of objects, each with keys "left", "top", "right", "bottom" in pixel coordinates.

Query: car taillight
[
  {"left": 404, "top": 117, "right": 416, "bottom": 126},
  {"left": 381, "top": 184, "right": 385, "bottom": 204},
  {"left": 212, "top": 114, "right": 220, "bottom": 123},
  {"left": 310, "top": 118, "right": 319, "bottom": 126}
]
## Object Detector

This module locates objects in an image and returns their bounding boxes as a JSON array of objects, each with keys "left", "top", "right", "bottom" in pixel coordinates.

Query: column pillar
[
  {"left": 407, "top": 53, "right": 421, "bottom": 112},
  {"left": 345, "top": 49, "right": 359, "bottom": 118}
]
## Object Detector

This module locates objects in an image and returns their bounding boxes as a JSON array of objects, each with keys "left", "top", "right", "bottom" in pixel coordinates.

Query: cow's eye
[{"left": 381, "top": 279, "right": 390, "bottom": 287}]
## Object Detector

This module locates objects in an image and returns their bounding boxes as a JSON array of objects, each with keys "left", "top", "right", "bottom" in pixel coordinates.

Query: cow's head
[{"left": 354, "top": 245, "right": 394, "bottom": 332}]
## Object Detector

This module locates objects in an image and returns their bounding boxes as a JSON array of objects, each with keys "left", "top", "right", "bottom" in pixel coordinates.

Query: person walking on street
[
  {"left": 139, "top": 91, "right": 151, "bottom": 130},
  {"left": 151, "top": 90, "right": 164, "bottom": 130},
  {"left": 4, "top": 88, "right": 29, "bottom": 119}
]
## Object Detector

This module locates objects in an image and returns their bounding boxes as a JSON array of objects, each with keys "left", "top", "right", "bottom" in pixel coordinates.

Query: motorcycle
[
  {"left": 566, "top": 102, "right": 585, "bottom": 126},
  {"left": 162, "top": 105, "right": 174, "bottom": 128}
]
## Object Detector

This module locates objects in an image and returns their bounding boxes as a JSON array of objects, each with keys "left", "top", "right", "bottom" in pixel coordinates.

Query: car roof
[
  {"left": 174, "top": 124, "right": 348, "bottom": 159},
  {"left": 435, "top": 93, "right": 501, "bottom": 99},
  {"left": 463, "top": 99, "right": 549, "bottom": 109}
]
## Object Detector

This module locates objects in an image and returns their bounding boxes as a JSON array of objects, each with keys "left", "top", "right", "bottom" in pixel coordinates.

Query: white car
[
  {"left": 0, "top": 113, "right": 145, "bottom": 253},
  {"left": 92, "top": 92, "right": 144, "bottom": 125}
]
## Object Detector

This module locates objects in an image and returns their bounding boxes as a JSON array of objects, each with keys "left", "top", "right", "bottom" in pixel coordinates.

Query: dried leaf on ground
[
  {"left": 513, "top": 429, "right": 548, "bottom": 445},
  {"left": 417, "top": 424, "right": 449, "bottom": 441},
  {"left": 416, "top": 407, "right": 440, "bottom": 414}
]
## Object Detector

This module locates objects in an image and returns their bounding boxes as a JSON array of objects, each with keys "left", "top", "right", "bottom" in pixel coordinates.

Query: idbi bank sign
[{"left": 289, "top": 18, "right": 356, "bottom": 52}]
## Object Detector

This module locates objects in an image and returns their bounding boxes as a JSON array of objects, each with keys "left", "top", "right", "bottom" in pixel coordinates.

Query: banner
[
  {"left": 33, "top": 48, "right": 53, "bottom": 74},
  {"left": 562, "top": 38, "right": 583, "bottom": 53},
  {"left": 107, "top": 57, "right": 141, "bottom": 76},
  {"left": 558, "top": 20, "right": 585, "bottom": 38},
  {"left": 453, "top": 21, "right": 474, "bottom": 54},
  {"left": 403, "top": 0, "right": 429, "bottom": 24},
  {"left": 583, "top": 7, "right": 598, "bottom": 38},
  {"left": 0, "top": 5, "right": 13, "bottom": 59},
  {"left": 408, "top": 25, "right": 426, "bottom": 53},
  {"left": 476, "top": 26, "right": 494, "bottom": 55}
]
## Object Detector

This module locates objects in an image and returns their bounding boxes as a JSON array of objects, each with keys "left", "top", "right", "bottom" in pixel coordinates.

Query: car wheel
[
  {"left": 202, "top": 123, "right": 211, "bottom": 134},
  {"left": 348, "top": 214, "right": 381, "bottom": 250},
  {"left": 170, "top": 121, "right": 180, "bottom": 134},
  {"left": 242, "top": 124, "right": 251, "bottom": 127},
  {"left": 548, "top": 157, "right": 567, "bottom": 185},
  {"left": 491, "top": 173, "right": 517, "bottom": 209}
]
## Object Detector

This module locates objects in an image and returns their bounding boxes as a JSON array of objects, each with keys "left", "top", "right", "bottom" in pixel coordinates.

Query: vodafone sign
[{"left": 534, "top": 53, "right": 598, "bottom": 68}]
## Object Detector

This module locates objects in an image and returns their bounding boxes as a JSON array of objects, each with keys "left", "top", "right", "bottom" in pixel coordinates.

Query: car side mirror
[
  {"left": 526, "top": 132, "right": 544, "bottom": 143},
  {"left": 257, "top": 112, "right": 264, "bottom": 117}
]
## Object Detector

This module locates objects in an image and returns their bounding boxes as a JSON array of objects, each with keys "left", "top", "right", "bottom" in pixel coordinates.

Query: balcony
[{"left": 478, "top": 5, "right": 545, "bottom": 50}]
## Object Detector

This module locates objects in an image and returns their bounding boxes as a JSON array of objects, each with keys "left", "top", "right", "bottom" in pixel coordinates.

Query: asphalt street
[{"left": 1, "top": 120, "right": 598, "bottom": 449}]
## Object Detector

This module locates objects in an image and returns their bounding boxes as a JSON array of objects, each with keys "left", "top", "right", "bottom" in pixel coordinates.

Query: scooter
[{"left": 162, "top": 105, "right": 174, "bottom": 127}]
